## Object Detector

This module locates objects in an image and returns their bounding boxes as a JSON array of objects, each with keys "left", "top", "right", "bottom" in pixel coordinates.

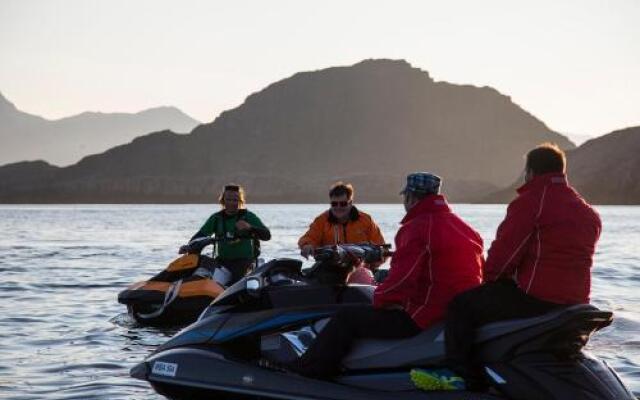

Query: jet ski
[
  {"left": 118, "top": 236, "right": 237, "bottom": 326},
  {"left": 130, "top": 244, "right": 635, "bottom": 399}
]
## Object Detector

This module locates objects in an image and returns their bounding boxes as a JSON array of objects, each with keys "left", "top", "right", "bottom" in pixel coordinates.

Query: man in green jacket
[{"left": 188, "top": 184, "right": 271, "bottom": 285}]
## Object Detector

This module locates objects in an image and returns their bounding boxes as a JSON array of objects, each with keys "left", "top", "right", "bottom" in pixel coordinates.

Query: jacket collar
[
  {"left": 219, "top": 208, "right": 247, "bottom": 218},
  {"left": 328, "top": 205, "right": 360, "bottom": 224},
  {"left": 517, "top": 172, "right": 567, "bottom": 195},
  {"left": 401, "top": 194, "right": 450, "bottom": 224}
]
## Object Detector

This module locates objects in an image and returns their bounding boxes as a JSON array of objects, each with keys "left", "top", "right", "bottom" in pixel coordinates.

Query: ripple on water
[
  {"left": 39, "top": 362, "right": 123, "bottom": 374},
  {"left": 30, "top": 283, "right": 123, "bottom": 290},
  {"left": 0, "top": 283, "right": 28, "bottom": 292},
  {"left": 0, "top": 317, "right": 44, "bottom": 324},
  {"left": 0, "top": 266, "right": 28, "bottom": 273},
  {"left": 47, "top": 379, "right": 157, "bottom": 400}
]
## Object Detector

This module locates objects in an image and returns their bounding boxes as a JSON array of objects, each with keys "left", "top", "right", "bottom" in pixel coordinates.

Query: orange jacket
[{"left": 298, "top": 207, "right": 385, "bottom": 248}]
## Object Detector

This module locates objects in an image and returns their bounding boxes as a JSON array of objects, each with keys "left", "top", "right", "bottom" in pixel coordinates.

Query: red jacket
[
  {"left": 373, "top": 195, "right": 484, "bottom": 329},
  {"left": 485, "top": 173, "right": 601, "bottom": 304}
]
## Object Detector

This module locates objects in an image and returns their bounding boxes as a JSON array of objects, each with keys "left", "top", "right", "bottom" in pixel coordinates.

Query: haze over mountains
[
  {"left": 0, "top": 59, "right": 637, "bottom": 204},
  {"left": 0, "top": 92, "right": 200, "bottom": 166},
  {"left": 481, "top": 126, "right": 640, "bottom": 204},
  {"left": 567, "top": 127, "right": 640, "bottom": 204}
]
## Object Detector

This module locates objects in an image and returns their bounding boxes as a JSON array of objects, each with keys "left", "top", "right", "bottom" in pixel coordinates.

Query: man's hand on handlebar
[
  {"left": 300, "top": 244, "right": 314, "bottom": 259},
  {"left": 178, "top": 236, "right": 218, "bottom": 254}
]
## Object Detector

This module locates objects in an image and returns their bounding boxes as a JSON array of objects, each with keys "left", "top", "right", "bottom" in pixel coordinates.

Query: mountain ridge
[
  {"left": 0, "top": 91, "right": 201, "bottom": 166},
  {"left": 0, "top": 59, "right": 581, "bottom": 203}
]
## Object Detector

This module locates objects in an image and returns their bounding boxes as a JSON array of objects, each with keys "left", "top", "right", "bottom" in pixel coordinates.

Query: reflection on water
[{"left": 0, "top": 204, "right": 638, "bottom": 399}]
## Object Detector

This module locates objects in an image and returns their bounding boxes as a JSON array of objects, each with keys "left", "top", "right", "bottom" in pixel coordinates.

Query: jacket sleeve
[
  {"left": 298, "top": 214, "right": 325, "bottom": 249},
  {"left": 246, "top": 211, "right": 271, "bottom": 241},
  {"left": 484, "top": 194, "right": 537, "bottom": 281},
  {"left": 373, "top": 219, "right": 429, "bottom": 307},
  {"left": 191, "top": 214, "right": 217, "bottom": 241},
  {"left": 367, "top": 217, "right": 385, "bottom": 245},
  {"left": 365, "top": 216, "right": 387, "bottom": 269}
]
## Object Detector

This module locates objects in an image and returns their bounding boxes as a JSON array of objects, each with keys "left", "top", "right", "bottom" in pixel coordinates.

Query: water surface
[{"left": 0, "top": 204, "right": 638, "bottom": 398}]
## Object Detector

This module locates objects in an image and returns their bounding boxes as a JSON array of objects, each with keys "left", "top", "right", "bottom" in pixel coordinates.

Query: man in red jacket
[
  {"left": 276, "top": 172, "right": 483, "bottom": 378},
  {"left": 445, "top": 143, "right": 602, "bottom": 390}
]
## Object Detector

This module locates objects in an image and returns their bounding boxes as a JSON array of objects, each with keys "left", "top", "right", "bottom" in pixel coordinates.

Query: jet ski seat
[
  {"left": 342, "top": 304, "right": 611, "bottom": 370},
  {"left": 475, "top": 304, "right": 610, "bottom": 342}
]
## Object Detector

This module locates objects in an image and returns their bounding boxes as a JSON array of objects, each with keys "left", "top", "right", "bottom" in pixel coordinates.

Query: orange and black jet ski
[{"left": 118, "top": 237, "right": 230, "bottom": 326}]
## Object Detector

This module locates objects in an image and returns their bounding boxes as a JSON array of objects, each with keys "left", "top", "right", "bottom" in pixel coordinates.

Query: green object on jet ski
[{"left": 410, "top": 368, "right": 466, "bottom": 391}]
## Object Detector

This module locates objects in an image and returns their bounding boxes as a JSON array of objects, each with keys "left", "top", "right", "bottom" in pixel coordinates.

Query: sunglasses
[
  {"left": 224, "top": 185, "right": 240, "bottom": 192},
  {"left": 330, "top": 200, "right": 350, "bottom": 207}
]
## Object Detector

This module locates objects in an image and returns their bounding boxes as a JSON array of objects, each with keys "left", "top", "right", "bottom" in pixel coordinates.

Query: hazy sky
[{"left": 1, "top": 0, "right": 639, "bottom": 143}]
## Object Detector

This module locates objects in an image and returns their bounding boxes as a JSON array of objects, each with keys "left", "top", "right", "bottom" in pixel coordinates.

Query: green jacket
[{"left": 191, "top": 209, "right": 270, "bottom": 260}]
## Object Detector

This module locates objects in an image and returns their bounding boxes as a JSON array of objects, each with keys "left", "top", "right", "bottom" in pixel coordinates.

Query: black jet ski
[
  {"left": 130, "top": 244, "right": 635, "bottom": 399},
  {"left": 118, "top": 237, "right": 239, "bottom": 326}
]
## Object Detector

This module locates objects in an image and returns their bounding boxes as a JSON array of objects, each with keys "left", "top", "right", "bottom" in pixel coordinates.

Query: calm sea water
[{"left": 0, "top": 204, "right": 638, "bottom": 399}]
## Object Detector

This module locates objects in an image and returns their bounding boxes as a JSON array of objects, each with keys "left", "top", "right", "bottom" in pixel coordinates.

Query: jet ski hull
[
  {"left": 118, "top": 278, "right": 224, "bottom": 326},
  {"left": 123, "top": 296, "right": 213, "bottom": 326},
  {"left": 118, "top": 252, "right": 224, "bottom": 326},
  {"left": 133, "top": 304, "right": 637, "bottom": 400},
  {"left": 130, "top": 252, "right": 636, "bottom": 400},
  {"left": 133, "top": 347, "right": 501, "bottom": 400}
]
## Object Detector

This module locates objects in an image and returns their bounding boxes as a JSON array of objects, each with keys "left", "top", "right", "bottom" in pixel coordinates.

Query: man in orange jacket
[{"left": 298, "top": 182, "right": 385, "bottom": 280}]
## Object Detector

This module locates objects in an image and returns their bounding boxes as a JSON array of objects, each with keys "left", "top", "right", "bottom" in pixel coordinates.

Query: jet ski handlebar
[
  {"left": 312, "top": 243, "right": 393, "bottom": 266},
  {"left": 178, "top": 236, "right": 233, "bottom": 255}
]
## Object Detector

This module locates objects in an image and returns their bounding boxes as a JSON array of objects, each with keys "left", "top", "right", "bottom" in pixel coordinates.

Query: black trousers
[
  {"left": 296, "top": 305, "right": 421, "bottom": 378},
  {"left": 218, "top": 257, "right": 254, "bottom": 283},
  {"left": 199, "top": 256, "right": 253, "bottom": 283},
  {"left": 445, "top": 280, "right": 561, "bottom": 383}
]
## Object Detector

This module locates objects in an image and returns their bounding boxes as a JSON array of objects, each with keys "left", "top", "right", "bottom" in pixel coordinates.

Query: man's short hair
[
  {"left": 329, "top": 182, "right": 354, "bottom": 200},
  {"left": 526, "top": 143, "right": 566, "bottom": 175}
]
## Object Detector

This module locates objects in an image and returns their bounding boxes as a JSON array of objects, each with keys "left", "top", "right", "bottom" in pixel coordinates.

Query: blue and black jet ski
[{"left": 131, "top": 244, "right": 635, "bottom": 399}]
